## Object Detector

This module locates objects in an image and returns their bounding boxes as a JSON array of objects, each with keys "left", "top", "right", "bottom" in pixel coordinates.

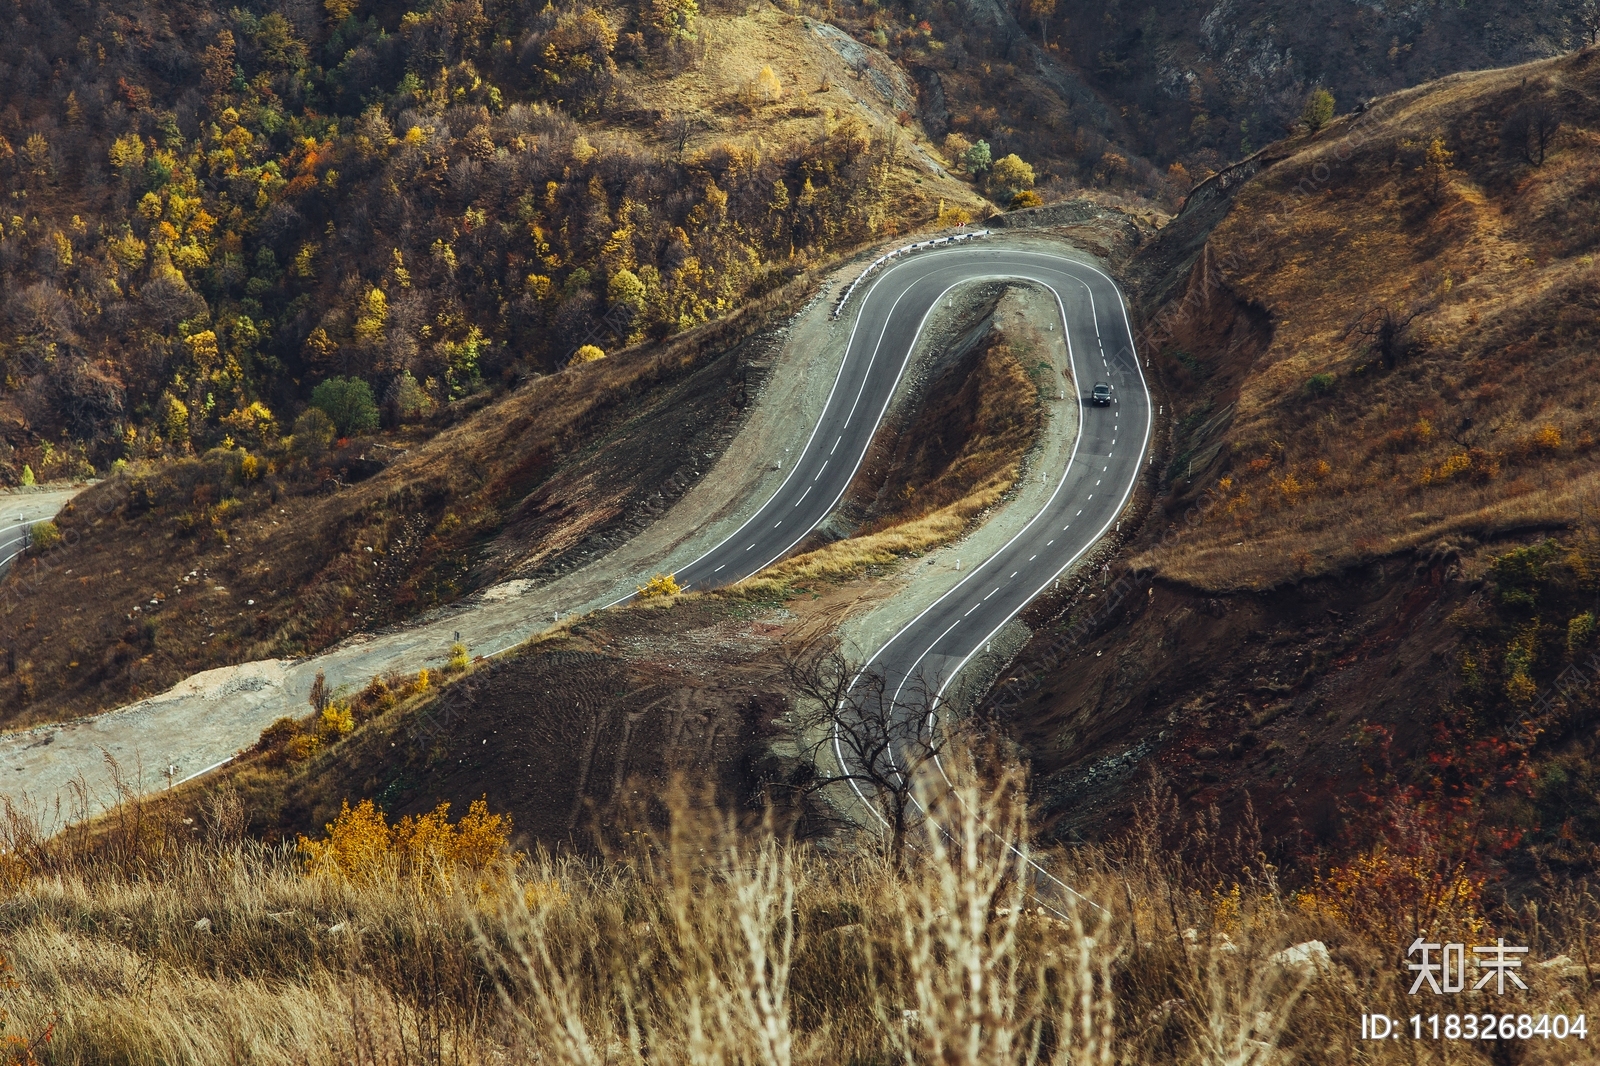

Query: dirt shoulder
[
  {"left": 0, "top": 485, "right": 84, "bottom": 564},
  {"left": 0, "top": 240, "right": 915, "bottom": 824}
]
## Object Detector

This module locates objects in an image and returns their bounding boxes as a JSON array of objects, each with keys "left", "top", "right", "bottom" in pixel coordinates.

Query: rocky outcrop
[{"left": 911, "top": 66, "right": 950, "bottom": 137}]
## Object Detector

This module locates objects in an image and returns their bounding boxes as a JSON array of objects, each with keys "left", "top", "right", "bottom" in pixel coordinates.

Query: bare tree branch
[
  {"left": 1342, "top": 302, "right": 1428, "bottom": 371},
  {"left": 1504, "top": 94, "right": 1562, "bottom": 167},
  {"left": 779, "top": 633, "right": 951, "bottom": 868},
  {"left": 1578, "top": 0, "right": 1600, "bottom": 47}
]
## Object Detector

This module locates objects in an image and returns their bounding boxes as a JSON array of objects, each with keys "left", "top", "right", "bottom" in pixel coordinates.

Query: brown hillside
[
  {"left": 200, "top": 304, "right": 1049, "bottom": 847},
  {"left": 0, "top": 281, "right": 802, "bottom": 728},
  {"left": 1142, "top": 49, "right": 1600, "bottom": 591},
  {"left": 990, "top": 49, "right": 1600, "bottom": 889}
]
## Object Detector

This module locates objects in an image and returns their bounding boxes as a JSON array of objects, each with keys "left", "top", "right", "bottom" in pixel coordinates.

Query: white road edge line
[
  {"left": 603, "top": 247, "right": 1090, "bottom": 609},
  {"left": 849, "top": 249, "right": 1152, "bottom": 912},
  {"left": 927, "top": 253, "right": 1153, "bottom": 912},
  {"left": 841, "top": 252, "right": 1101, "bottom": 906}
]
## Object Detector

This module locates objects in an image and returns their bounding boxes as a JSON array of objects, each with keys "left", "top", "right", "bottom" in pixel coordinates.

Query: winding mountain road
[
  {"left": 0, "top": 239, "right": 1147, "bottom": 832},
  {"left": 0, "top": 488, "right": 84, "bottom": 579},
  {"left": 637, "top": 239, "right": 1151, "bottom": 735}
]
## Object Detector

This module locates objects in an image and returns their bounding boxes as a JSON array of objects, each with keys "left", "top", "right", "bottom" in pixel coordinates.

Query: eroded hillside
[
  {"left": 1145, "top": 49, "right": 1600, "bottom": 588},
  {"left": 991, "top": 47, "right": 1600, "bottom": 892}
]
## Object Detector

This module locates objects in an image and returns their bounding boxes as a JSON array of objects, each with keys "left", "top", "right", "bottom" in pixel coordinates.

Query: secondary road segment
[
  {"left": 0, "top": 488, "right": 84, "bottom": 579},
  {"left": 650, "top": 239, "right": 1151, "bottom": 721}
]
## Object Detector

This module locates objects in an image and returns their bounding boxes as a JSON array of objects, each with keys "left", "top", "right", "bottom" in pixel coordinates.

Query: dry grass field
[{"left": 6, "top": 759, "right": 1599, "bottom": 1065}]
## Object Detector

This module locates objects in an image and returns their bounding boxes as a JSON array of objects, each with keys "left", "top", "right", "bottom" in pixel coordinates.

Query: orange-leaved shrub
[{"left": 298, "top": 796, "right": 515, "bottom": 884}]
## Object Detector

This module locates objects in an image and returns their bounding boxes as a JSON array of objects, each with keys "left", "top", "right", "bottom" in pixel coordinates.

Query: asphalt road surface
[
  {"left": 657, "top": 241, "right": 1150, "bottom": 704},
  {"left": 680, "top": 238, "right": 1152, "bottom": 909},
  {"left": 0, "top": 489, "right": 82, "bottom": 579},
  {"left": 665, "top": 243, "right": 1149, "bottom": 604}
]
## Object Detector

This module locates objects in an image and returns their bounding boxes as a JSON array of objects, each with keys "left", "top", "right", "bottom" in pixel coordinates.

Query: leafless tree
[
  {"left": 1344, "top": 302, "right": 1427, "bottom": 371},
  {"left": 1525, "top": 97, "right": 1562, "bottom": 166},
  {"left": 6, "top": 282, "right": 75, "bottom": 340},
  {"left": 1578, "top": 0, "right": 1600, "bottom": 47},
  {"left": 1504, "top": 95, "right": 1562, "bottom": 167},
  {"left": 781, "top": 635, "right": 951, "bottom": 868},
  {"left": 669, "top": 114, "right": 694, "bottom": 158}
]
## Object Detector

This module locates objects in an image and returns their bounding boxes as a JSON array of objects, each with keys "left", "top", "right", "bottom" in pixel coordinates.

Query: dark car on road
[{"left": 1090, "top": 382, "right": 1112, "bottom": 406}]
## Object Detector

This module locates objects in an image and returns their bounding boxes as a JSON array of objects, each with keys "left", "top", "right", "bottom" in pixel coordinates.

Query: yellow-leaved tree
[
  {"left": 989, "top": 153, "right": 1035, "bottom": 201},
  {"left": 353, "top": 285, "right": 388, "bottom": 345},
  {"left": 107, "top": 133, "right": 146, "bottom": 174},
  {"left": 651, "top": 0, "right": 697, "bottom": 40},
  {"left": 755, "top": 65, "right": 783, "bottom": 104},
  {"left": 1422, "top": 133, "right": 1455, "bottom": 203},
  {"left": 1301, "top": 86, "right": 1335, "bottom": 132}
]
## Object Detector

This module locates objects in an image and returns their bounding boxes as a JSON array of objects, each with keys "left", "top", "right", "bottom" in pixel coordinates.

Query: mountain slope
[
  {"left": 991, "top": 46, "right": 1600, "bottom": 883},
  {"left": 1144, "top": 48, "right": 1600, "bottom": 588},
  {"left": 0, "top": 0, "right": 978, "bottom": 474},
  {"left": 1053, "top": 0, "right": 1590, "bottom": 177}
]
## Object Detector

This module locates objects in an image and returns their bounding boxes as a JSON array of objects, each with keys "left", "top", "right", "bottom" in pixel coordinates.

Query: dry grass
[
  {"left": 731, "top": 475, "right": 1015, "bottom": 599},
  {"left": 1140, "top": 51, "right": 1600, "bottom": 590},
  {"left": 4, "top": 759, "right": 1600, "bottom": 1064},
  {"left": 620, "top": 7, "right": 982, "bottom": 223}
]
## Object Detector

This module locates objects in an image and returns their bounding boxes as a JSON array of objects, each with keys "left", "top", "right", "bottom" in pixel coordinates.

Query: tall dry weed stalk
[
  {"left": 882, "top": 758, "right": 1117, "bottom": 1066},
  {"left": 485, "top": 804, "right": 803, "bottom": 1066},
  {"left": 483, "top": 766, "right": 1136, "bottom": 1066}
]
